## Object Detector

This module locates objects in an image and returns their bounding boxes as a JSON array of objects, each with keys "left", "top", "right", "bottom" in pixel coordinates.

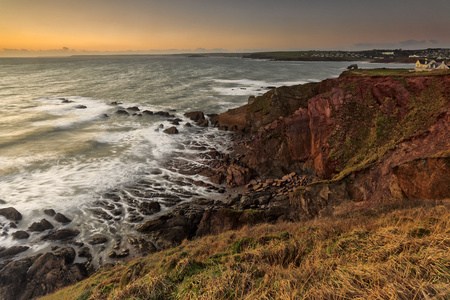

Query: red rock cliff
[{"left": 216, "top": 70, "right": 450, "bottom": 201}]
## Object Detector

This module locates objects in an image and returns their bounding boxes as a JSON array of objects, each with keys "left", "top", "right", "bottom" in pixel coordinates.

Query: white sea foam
[{"left": 213, "top": 78, "right": 308, "bottom": 96}]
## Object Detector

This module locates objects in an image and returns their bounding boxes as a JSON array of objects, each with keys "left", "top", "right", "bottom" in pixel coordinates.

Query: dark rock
[
  {"left": 44, "top": 209, "right": 56, "bottom": 217},
  {"left": 28, "top": 219, "right": 54, "bottom": 232},
  {"left": 127, "top": 215, "right": 144, "bottom": 223},
  {"left": 347, "top": 64, "right": 359, "bottom": 70},
  {"left": 163, "top": 126, "right": 179, "bottom": 134},
  {"left": 88, "top": 234, "right": 109, "bottom": 245},
  {"left": 54, "top": 247, "right": 76, "bottom": 264},
  {"left": 12, "top": 230, "right": 30, "bottom": 240},
  {"left": 184, "top": 111, "right": 205, "bottom": 122},
  {"left": 9, "top": 222, "right": 17, "bottom": 229},
  {"left": 110, "top": 101, "right": 122, "bottom": 105},
  {"left": 171, "top": 120, "right": 180, "bottom": 125},
  {"left": 108, "top": 251, "right": 117, "bottom": 258},
  {"left": 61, "top": 99, "right": 74, "bottom": 103},
  {"left": 0, "top": 199, "right": 6, "bottom": 204},
  {"left": 116, "top": 249, "right": 130, "bottom": 258},
  {"left": 0, "top": 207, "right": 22, "bottom": 221},
  {"left": 41, "top": 228, "right": 80, "bottom": 241},
  {"left": 142, "top": 110, "right": 154, "bottom": 115},
  {"left": 127, "top": 106, "right": 140, "bottom": 111},
  {"left": 75, "top": 105, "right": 87, "bottom": 109},
  {"left": 185, "top": 122, "right": 192, "bottom": 127},
  {"left": 197, "top": 119, "right": 209, "bottom": 127},
  {"left": 78, "top": 247, "right": 92, "bottom": 260},
  {"left": 116, "top": 109, "right": 130, "bottom": 116},
  {"left": 0, "top": 246, "right": 29, "bottom": 258},
  {"left": 54, "top": 213, "right": 72, "bottom": 224},
  {"left": 138, "top": 201, "right": 161, "bottom": 215},
  {"left": 0, "top": 249, "right": 88, "bottom": 300},
  {"left": 155, "top": 111, "right": 170, "bottom": 117}
]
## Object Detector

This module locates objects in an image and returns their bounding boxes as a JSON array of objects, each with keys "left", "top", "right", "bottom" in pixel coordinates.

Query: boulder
[
  {"left": 163, "top": 126, "right": 179, "bottom": 134},
  {"left": 28, "top": 219, "right": 54, "bottom": 232},
  {"left": 44, "top": 209, "right": 56, "bottom": 217},
  {"left": 184, "top": 111, "right": 205, "bottom": 122},
  {"left": 0, "top": 207, "right": 22, "bottom": 221},
  {"left": 41, "top": 229, "right": 80, "bottom": 241},
  {"left": 0, "top": 246, "right": 29, "bottom": 259},
  {"left": 54, "top": 213, "right": 71, "bottom": 224},
  {"left": 12, "top": 231, "right": 30, "bottom": 240},
  {"left": 116, "top": 110, "right": 130, "bottom": 116},
  {"left": 88, "top": 234, "right": 109, "bottom": 245},
  {"left": 138, "top": 201, "right": 161, "bottom": 215}
]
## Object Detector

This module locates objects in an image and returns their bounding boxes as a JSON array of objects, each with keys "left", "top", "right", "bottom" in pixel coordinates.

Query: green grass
[{"left": 40, "top": 199, "right": 450, "bottom": 300}]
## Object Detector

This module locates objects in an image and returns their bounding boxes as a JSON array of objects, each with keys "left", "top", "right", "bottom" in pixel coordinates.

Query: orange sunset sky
[{"left": 1, "top": 0, "right": 449, "bottom": 56}]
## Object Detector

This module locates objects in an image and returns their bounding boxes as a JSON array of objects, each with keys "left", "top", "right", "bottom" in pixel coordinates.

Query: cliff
[
  {"left": 216, "top": 69, "right": 450, "bottom": 203},
  {"left": 33, "top": 70, "right": 450, "bottom": 299}
]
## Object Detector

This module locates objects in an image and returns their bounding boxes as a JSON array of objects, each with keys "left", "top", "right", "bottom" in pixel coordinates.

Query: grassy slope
[{"left": 41, "top": 199, "right": 450, "bottom": 300}]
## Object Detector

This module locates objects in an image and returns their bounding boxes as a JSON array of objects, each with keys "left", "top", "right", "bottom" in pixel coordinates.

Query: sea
[{"left": 0, "top": 56, "right": 412, "bottom": 262}]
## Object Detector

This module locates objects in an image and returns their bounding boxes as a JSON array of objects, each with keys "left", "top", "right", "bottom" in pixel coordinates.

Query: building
[{"left": 415, "top": 59, "right": 449, "bottom": 71}]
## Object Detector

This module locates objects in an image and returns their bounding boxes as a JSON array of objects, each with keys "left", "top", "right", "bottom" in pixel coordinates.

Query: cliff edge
[{"left": 215, "top": 69, "right": 449, "bottom": 205}]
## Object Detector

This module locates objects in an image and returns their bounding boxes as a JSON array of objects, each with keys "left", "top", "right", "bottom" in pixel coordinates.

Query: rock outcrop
[
  {"left": 0, "top": 247, "right": 87, "bottom": 300},
  {"left": 214, "top": 72, "right": 450, "bottom": 202}
]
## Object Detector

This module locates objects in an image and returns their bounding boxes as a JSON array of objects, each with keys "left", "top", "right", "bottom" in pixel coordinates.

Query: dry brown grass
[{"left": 41, "top": 199, "right": 450, "bottom": 300}]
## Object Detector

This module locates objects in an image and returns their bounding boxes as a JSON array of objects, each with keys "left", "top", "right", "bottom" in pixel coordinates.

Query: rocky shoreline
[{"left": 1, "top": 69, "right": 449, "bottom": 299}]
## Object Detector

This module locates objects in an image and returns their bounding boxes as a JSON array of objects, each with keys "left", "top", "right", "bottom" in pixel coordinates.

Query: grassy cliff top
[
  {"left": 342, "top": 68, "right": 450, "bottom": 77},
  {"left": 41, "top": 199, "right": 450, "bottom": 300}
]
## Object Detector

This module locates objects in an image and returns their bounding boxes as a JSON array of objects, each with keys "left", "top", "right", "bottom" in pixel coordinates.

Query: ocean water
[{"left": 0, "top": 56, "right": 412, "bottom": 261}]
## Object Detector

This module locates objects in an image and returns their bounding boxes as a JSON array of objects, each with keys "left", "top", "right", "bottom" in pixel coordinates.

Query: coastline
[{"left": 1, "top": 68, "right": 449, "bottom": 299}]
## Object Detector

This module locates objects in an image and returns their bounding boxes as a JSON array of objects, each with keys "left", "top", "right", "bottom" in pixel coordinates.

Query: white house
[{"left": 415, "top": 59, "right": 449, "bottom": 71}]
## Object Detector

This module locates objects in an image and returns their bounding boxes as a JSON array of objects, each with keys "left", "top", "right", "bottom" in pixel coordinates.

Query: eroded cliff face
[{"left": 216, "top": 71, "right": 450, "bottom": 202}]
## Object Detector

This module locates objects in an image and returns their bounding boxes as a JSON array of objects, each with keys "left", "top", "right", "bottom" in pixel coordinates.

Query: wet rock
[
  {"left": 142, "top": 110, "right": 154, "bottom": 115},
  {"left": 116, "top": 249, "right": 130, "bottom": 258},
  {"left": 0, "top": 248, "right": 88, "bottom": 300},
  {"left": 0, "top": 207, "right": 22, "bottom": 221},
  {"left": 88, "top": 234, "right": 109, "bottom": 245},
  {"left": 61, "top": 99, "right": 74, "bottom": 103},
  {"left": 0, "top": 246, "right": 29, "bottom": 258},
  {"left": 9, "top": 222, "right": 17, "bottom": 229},
  {"left": 0, "top": 199, "right": 6, "bottom": 204},
  {"left": 91, "top": 209, "right": 113, "bottom": 221},
  {"left": 108, "top": 251, "right": 117, "bottom": 258},
  {"left": 75, "top": 105, "right": 87, "bottom": 109},
  {"left": 127, "top": 106, "right": 140, "bottom": 112},
  {"left": 155, "top": 111, "right": 170, "bottom": 117},
  {"left": 127, "top": 215, "right": 144, "bottom": 223},
  {"left": 28, "top": 219, "right": 54, "bottom": 232},
  {"left": 54, "top": 213, "right": 72, "bottom": 224},
  {"left": 185, "top": 122, "right": 192, "bottom": 127},
  {"left": 41, "top": 228, "right": 80, "bottom": 241},
  {"left": 44, "top": 209, "right": 56, "bottom": 217},
  {"left": 197, "top": 119, "right": 209, "bottom": 127},
  {"left": 111, "top": 101, "right": 122, "bottom": 105},
  {"left": 116, "top": 109, "right": 130, "bottom": 116},
  {"left": 184, "top": 111, "right": 205, "bottom": 122},
  {"left": 138, "top": 201, "right": 161, "bottom": 215},
  {"left": 78, "top": 247, "right": 92, "bottom": 260},
  {"left": 54, "top": 247, "right": 76, "bottom": 264},
  {"left": 12, "top": 230, "right": 30, "bottom": 240},
  {"left": 163, "top": 126, "right": 179, "bottom": 134}
]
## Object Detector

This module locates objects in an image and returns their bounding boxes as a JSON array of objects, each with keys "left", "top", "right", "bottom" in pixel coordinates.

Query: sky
[{"left": 1, "top": 0, "right": 449, "bottom": 56}]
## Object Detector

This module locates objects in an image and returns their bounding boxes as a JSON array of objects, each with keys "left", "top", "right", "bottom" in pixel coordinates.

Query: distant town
[{"left": 240, "top": 48, "right": 450, "bottom": 63}]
